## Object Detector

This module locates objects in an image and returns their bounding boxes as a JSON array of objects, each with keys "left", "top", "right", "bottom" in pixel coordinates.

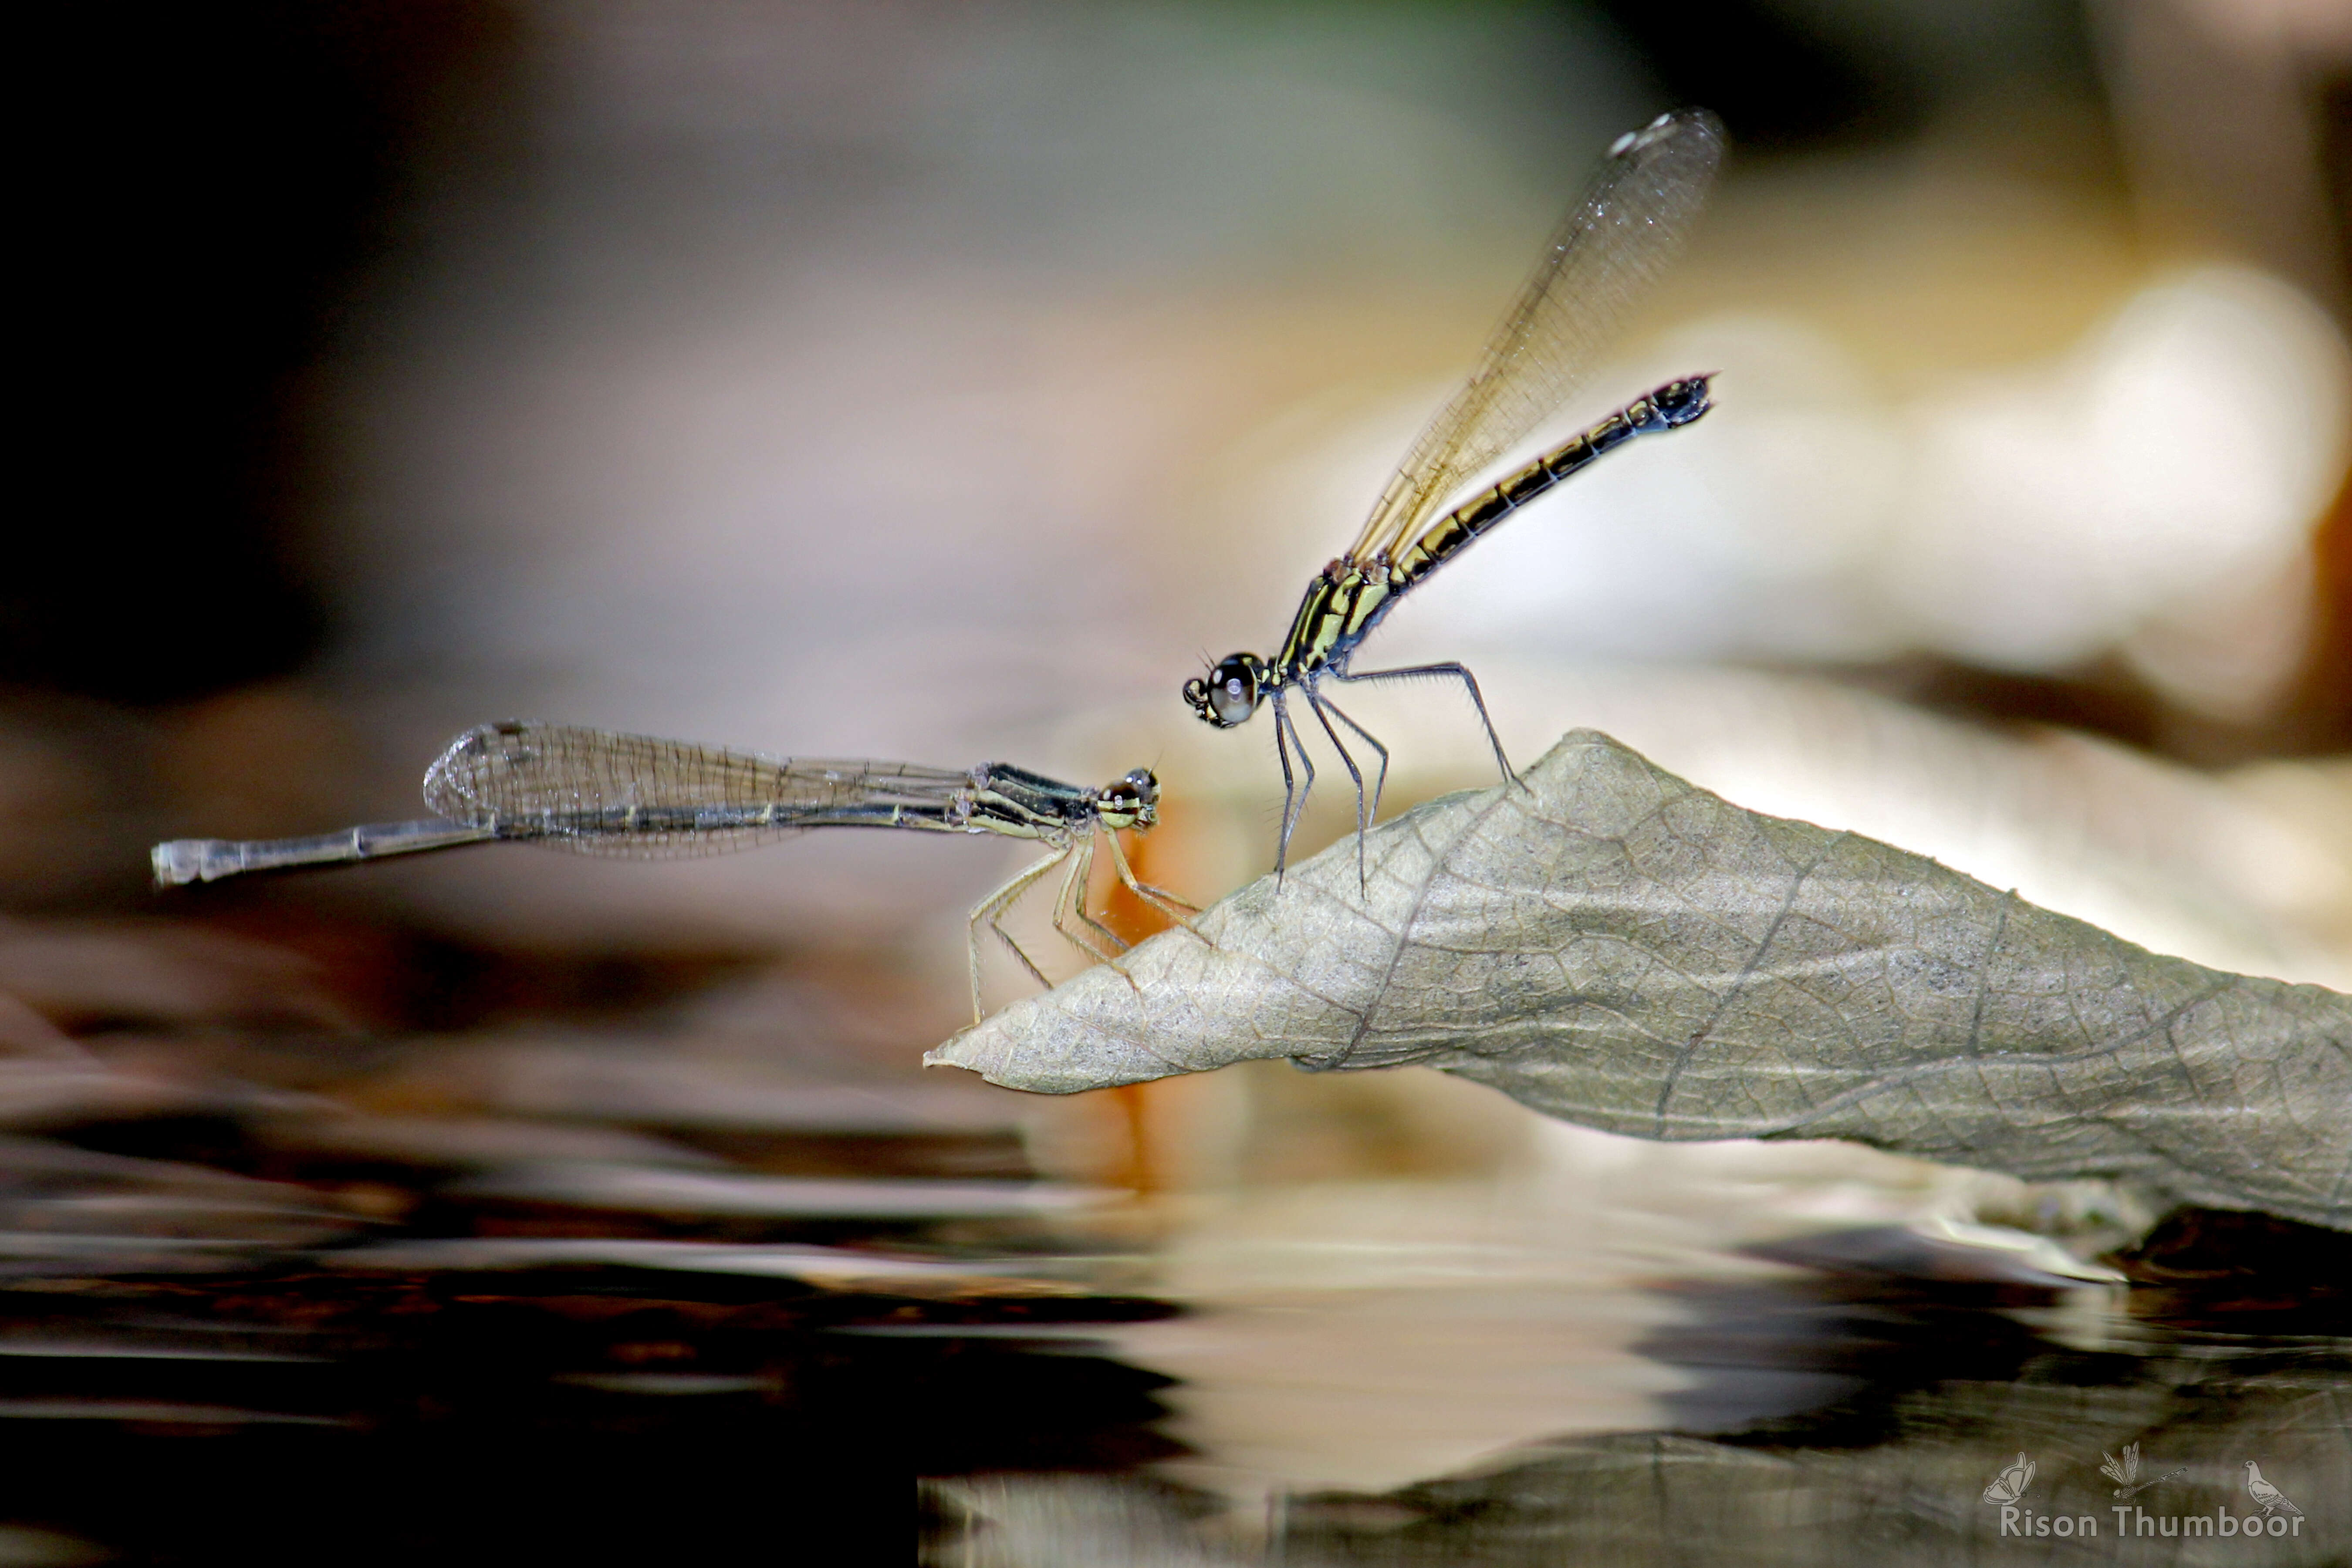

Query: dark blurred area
[
  {"left": 1604, "top": 0, "right": 2096, "bottom": 150},
  {"left": 3, "top": 2, "right": 2350, "bottom": 1561},
  {"left": 12, "top": 2, "right": 518, "bottom": 705}
]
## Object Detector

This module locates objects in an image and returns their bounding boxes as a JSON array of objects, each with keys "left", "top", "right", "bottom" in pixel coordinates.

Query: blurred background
[{"left": 3, "top": 1, "right": 2349, "bottom": 1561}]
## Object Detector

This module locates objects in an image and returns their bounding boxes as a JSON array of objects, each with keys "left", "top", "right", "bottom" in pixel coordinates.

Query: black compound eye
[
  {"left": 1189, "top": 655, "right": 1262, "bottom": 727},
  {"left": 1210, "top": 658, "right": 1260, "bottom": 725}
]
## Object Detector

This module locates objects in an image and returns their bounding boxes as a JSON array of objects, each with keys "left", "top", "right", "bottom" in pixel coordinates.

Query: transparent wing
[
  {"left": 1349, "top": 108, "right": 1724, "bottom": 564},
  {"left": 420, "top": 720, "right": 976, "bottom": 860}
]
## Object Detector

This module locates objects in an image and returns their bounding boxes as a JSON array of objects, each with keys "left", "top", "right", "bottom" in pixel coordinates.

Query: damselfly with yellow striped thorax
[
  {"left": 1183, "top": 109, "right": 1724, "bottom": 879},
  {"left": 152, "top": 720, "right": 1194, "bottom": 1021}
]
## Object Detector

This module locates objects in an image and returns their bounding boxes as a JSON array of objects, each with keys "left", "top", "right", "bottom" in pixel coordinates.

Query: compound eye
[
  {"left": 1096, "top": 775, "right": 1153, "bottom": 829},
  {"left": 1203, "top": 656, "right": 1260, "bottom": 726},
  {"left": 1126, "top": 769, "right": 1159, "bottom": 803}
]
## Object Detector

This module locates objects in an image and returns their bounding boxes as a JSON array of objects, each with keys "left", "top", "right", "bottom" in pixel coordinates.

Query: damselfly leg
[
  {"left": 967, "top": 846, "right": 1075, "bottom": 1019},
  {"left": 1332, "top": 660, "right": 1519, "bottom": 789},
  {"left": 1312, "top": 694, "right": 1391, "bottom": 828},
  {"left": 967, "top": 828, "right": 1208, "bottom": 1020},
  {"left": 1270, "top": 696, "right": 1316, "bottom": 879},
  {"left": 1303, "top": 690, "right": 1374, "bottom": 892},
  {"left": 1098, "top": 828, "right": 1200, "bottom": 926},
  {"left": 1051, "top": 836, "right": 1202, "bottom": 963},
  {"left": 1060, "top": 838, "right": 1126, "bottom": 963}
]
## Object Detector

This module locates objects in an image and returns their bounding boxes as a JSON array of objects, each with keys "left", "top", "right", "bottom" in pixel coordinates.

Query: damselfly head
[
  {"left": 1094, "top": 768, "right": 1160, "bottom": 831},
  {"left": 1183, "top": 654, "right": 1265, "bottom": 728}
]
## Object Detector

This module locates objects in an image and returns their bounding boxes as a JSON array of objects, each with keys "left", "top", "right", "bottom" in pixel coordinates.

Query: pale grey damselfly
[{"left": 152, "top": 720, "right": 1193, "bottom": 1021}]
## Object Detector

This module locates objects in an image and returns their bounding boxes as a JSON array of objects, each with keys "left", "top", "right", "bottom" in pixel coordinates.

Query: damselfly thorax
[
  {"left": 1182, "top": 110, "right": 1724, "bottom": 881},
  {"left": 152, "top": 720, "right": 1196, "bottom": 1022}
]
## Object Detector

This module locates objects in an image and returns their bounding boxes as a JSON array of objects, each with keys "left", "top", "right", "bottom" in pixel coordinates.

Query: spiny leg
[
  {"left": 1058, "top": 828, "right": 1204, "bottom": 951},
  {"left": 1100, "top": 828, "right": 1211, "bottom": 948},
  {"left": 1334, "top": 659, "right": 1518, "bottom": 788},
  {"left": 1304, "top": 689, "right": 1371, "bottom": 893},
  {"left": 1270, "top": 692, "right": 1317, "bottom": 881},
  {"left": 1314, "top": 694, "right": 1391, "bottom": 828},
  {"left": 1051, "top": 837, "right": 1128, "bottom": 965},
  {"left": 1048, "top": 837, "right": 1157, "bottom": 999},
  {"left": 1062, "top": 832, "right": 1204, "bottom": 957},
  {"left": 965, "top": 845, "right": 1073, "bottom": 1023},
  {"left": 1270, "top": 693, "right": 1296, "bottom": 877},
  {"left": 977, "top": 850, "right": 1070, "bottom": 994}
]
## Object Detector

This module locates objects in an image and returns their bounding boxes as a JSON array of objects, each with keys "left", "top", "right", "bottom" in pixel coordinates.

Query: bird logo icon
[
  {"left": 2244, "top": 1462, "right": 2302, "bottom": 1517},
  {"left": 1982, "top": 1453, "right": 2036, "bottom": 1506},
  {"left": 2099, "top": 1443, "right": 2185, "bottom": 1499}
]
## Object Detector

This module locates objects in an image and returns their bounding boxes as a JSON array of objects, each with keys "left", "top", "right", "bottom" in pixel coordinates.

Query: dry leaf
[{"left": 929, "top": 731, "right": 2352, "bottom": 1230}]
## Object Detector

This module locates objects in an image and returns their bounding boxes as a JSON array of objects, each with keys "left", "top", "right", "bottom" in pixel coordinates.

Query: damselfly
[
  {"left": 1183, "top": 109, "right": 1724, "bottom": 877},
  {"left": 152, "top": 720, "right": 1193, "bottom": 1021}
]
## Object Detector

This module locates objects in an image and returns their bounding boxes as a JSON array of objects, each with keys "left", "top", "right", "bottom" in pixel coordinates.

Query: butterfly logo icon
[{"left": 1983, "top": 1453, "right": 2035, "bottom": 1506}]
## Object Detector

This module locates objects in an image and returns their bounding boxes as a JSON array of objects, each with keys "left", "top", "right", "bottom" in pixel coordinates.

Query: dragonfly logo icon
[{"left": 2100, "top": 1443, "right": 2183, "bottom": 1500}]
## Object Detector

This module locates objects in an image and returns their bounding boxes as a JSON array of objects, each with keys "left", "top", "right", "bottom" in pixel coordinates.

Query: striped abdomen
[{"left": 1390, "top": 375, "right": 1712, "bottom": 591}]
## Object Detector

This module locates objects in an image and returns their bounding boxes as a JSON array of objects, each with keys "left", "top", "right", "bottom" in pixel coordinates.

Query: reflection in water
[
  {"left": 929, "top": 1214, "right": 2350, "bottom": 1566},
  {"left": 0, "top": 923, "right": 2344, "bottom": 1563},
  {"left": 0, "top": 935, "right": 1191, "bottom": 1560}
]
